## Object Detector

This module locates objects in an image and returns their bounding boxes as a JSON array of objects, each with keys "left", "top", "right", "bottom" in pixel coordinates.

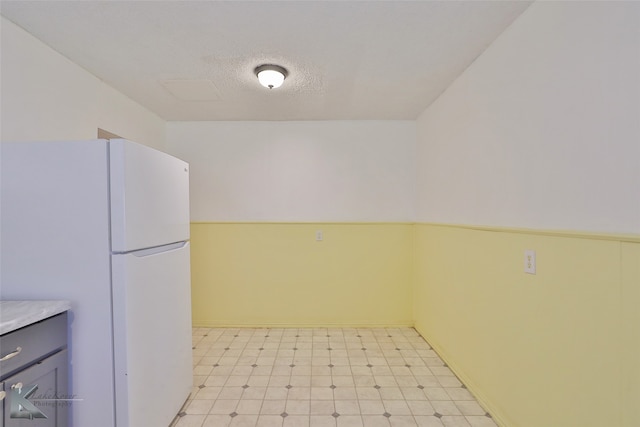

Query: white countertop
[{"left": 0, "top": 300, "right": 71, "bottom": 335}]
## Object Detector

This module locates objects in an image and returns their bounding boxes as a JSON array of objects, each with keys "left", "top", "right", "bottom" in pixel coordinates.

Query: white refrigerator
[{"left": 0, "top": 139, "right": 193, "bottom": 427}]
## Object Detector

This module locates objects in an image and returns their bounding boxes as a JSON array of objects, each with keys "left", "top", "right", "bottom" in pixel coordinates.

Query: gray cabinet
[
  {"left": 0, "top": 383, "right": 5, "bottom": 423},
  {"left": 0, "top": 313, "right": 68, "bottom": 427}
]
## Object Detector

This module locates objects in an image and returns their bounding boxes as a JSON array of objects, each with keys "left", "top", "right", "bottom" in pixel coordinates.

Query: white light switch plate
[{"left": 524, "top": 250, "right": 536, "bottom": 274}]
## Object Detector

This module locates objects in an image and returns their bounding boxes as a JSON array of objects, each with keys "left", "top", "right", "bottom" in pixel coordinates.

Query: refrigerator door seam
[{"left": 106, "top": 138, "right": 120, "bottom": 427}]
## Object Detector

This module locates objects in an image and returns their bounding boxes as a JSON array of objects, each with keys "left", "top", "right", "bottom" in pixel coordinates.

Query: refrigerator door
[
  {"left": 111, "top": 242, "right": 193, "bottom": 427},
  {"left": 110, "top": 139, "right": 190, "bottom": 253}
]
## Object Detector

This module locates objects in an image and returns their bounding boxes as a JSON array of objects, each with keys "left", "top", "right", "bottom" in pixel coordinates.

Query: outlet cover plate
[{"left": 524, "top": 250, "right": 536, "bottom": 274}]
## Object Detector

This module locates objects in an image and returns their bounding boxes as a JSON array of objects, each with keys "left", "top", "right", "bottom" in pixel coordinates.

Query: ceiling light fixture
[{"left": 255, "top": 64, "right": 288, "bottom": 89}]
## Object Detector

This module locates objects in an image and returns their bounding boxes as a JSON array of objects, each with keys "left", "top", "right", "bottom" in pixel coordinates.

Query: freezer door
[
  {"left": 110, "top": 139, "right": 190, "bottom": 252},
  {"left": 111, "top": 242, "right": 193, "bottom": 427}
]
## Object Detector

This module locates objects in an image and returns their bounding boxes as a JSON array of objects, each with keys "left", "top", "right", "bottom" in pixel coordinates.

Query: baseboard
[
  {"left": 413, "top": 323, "right": 507, "bottom": 427},
  {"left": 192, "top": 321, "right": 415, "bottom": 329}
]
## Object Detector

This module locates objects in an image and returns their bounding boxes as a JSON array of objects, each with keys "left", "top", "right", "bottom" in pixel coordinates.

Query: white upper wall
[
  {"left": 416, "top": 1, "right": 640, "bottom": 234},
  {"left": 1, "top": 17, "right": 165, "bottom": 150},
  {"left": 5, "top": 2, "right": 639, "bottom": 232},
  {"left": 167, "top": 121, "right": 416, "bottom": 222}
]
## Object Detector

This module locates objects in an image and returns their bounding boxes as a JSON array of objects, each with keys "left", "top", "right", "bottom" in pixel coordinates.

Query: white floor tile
[
  {"left": 465, "top": 416, "right": 498, "bottom": 427},
  {"left": 185, "top": 399, "right": 215, "bottom": 415},
  {"left": 202, "top": 414, "right": 232, "bottom": 427},
  {"left": 175, "top": 414, "right": 206, "bottom": 427},
  {"left": 185, "top": 328, "right": 497, "bottom": 427}
]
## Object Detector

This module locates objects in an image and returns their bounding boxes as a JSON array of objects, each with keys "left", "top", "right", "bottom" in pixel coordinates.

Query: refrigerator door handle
[{"left": 119, "top": 241, "right": 188, "bottom": 258}]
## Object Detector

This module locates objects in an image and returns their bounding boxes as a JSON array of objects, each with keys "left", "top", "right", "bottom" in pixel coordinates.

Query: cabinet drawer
[{"left": 0, "top": 313, "right": 67, "bottom": 379}]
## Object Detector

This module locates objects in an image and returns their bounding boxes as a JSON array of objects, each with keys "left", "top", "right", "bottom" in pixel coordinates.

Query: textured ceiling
[{"left": 0, "top": 1, "right": 532, "bottom": 121}]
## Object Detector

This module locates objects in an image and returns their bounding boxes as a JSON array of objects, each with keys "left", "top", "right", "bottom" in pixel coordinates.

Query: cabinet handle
[{"left": 0, "top": 346, "right": 22, "bottom": 361}]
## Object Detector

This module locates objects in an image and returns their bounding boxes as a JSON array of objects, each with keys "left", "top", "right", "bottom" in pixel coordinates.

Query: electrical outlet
[
  {"left": 524, "top": 250, "right": 536, "bottom": 274},
  {"left": 316, "top": 230, "right": 323, "bottom": 241}
]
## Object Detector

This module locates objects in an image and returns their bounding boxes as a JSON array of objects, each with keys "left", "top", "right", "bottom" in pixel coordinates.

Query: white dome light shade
[{"left": 255, "top": 64, "right": 288, "bottom": 89}]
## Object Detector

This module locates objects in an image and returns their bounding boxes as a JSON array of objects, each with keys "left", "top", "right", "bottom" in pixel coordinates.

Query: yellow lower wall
[
  {"left": 190, "top": 221, "right": 639, "bottom": 426},
  {"left": 621, "top": 242, "right": 640, "bottom": 427},
  {"left": 413, "top": 223, "right": 640, "bottom": 427},
  {"left": 190, "top": 222, "right": 413, "bottom": 327}
]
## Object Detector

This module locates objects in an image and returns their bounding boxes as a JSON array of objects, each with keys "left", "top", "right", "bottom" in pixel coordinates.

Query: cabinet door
[
  {"left": 1, "top": 381, "right": 5, "bottom": 426},
  {"left": 3, "top": 350, "right": 68, "bottom": 427}
]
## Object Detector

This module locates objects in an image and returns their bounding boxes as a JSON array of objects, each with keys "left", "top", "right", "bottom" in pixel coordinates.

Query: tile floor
[{"left": 172, "top": 327, "right": 497, "bottom": 427}]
